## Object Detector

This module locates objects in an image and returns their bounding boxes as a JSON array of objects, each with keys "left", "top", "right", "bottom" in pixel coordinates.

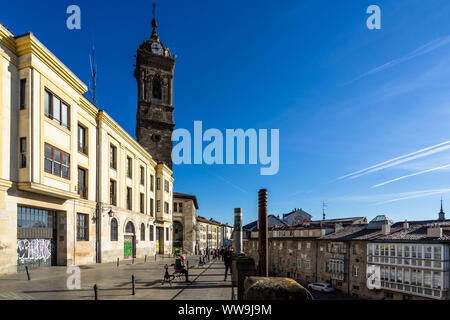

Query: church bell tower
[{"left": 135, "top": 4, "right": 176, "bottom": 169}]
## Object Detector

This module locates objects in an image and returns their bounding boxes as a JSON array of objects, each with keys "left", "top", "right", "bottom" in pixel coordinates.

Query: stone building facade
[
  {"left": 173, "top": 192, "right": 198, "bottom": 254},
  {"left": 0, "top": 23, "right": 173, "bottom": 274},
  {"left": 243, "top": 215, "right": 450, "bottom": 300}
]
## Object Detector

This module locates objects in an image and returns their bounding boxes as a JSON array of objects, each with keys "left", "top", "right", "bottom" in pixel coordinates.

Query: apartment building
[
  {"left": 195, "top": 216, "right": 232, "bottom": 254},
  {"left": 367, "top": 220, "right": 450, "bottom": 300},
  {"left": 243, "top": 212, "right": 450, "bottom": 300},
  {"left": 0, "top": 24, "right": 173, "bottom": 274}
]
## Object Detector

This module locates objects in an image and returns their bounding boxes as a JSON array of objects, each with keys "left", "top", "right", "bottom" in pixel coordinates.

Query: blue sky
[{"left": 3, "top": 0, "right": 450, "bottom": 225}]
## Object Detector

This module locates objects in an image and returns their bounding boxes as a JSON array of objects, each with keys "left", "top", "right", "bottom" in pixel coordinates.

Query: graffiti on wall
[{"left": 17, "top": 239, "right": 52, "bottom": 263}]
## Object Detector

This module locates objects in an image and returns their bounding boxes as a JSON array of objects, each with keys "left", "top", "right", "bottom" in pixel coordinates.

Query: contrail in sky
[
  {"left": 338, "top": 141, "right": 450, "bottom": 180},
  {"left": 371, "top": 163, "right": 450, "bottom": 188},
  {"left": 346, "top": 35, "right": 450, "bottom": 84},
  {"left": 373, "top": 188, "right": 450, "bottom": 205}
]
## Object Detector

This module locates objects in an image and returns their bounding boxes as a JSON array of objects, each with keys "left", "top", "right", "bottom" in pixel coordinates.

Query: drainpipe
[
  {"left": 28, "top": 68, "right": 33, "bottom": 182},
  {"left": 347, "top": 242, "right": 350, "bottom": 295},
  {"left": 315, "top": 239, "right": 318, "bottom": 282},
  {"left": 95, "top": 115, "right": 101, "bottom": 263}
]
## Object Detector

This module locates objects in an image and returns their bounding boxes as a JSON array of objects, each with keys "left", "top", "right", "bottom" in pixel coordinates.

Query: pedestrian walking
[{"left": 224, "top": 246, "right": 233, "bottom": 281}]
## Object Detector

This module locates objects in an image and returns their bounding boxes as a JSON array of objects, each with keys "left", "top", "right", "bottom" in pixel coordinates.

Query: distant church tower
[
  {"left": 438, "top": 198, "right": 445, "bottom": 221},
  {"left": 135, "top": 4, "right": 176, "bottom": 169}
]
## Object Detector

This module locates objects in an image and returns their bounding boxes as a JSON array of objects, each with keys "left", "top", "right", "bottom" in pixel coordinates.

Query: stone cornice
[
  {"left": 15, "top": 33, "right": 87, "bottom": 95},
  {"left": 98, "top": 111, "right": 158, "bottom": 167}
]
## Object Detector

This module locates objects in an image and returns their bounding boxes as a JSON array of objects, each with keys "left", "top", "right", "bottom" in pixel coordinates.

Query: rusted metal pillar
[
  {"left": 233, "top": 208, "right": 243, "bottom": 253},
  {"left": 258, "top": 189, "right": 268, "bottom": 277}
]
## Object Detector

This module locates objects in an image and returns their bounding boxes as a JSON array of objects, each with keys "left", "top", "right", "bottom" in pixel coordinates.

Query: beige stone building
[
  {"left": 173, "top": 192, "right": 198, "bottom": 254},
  {"left": 0, "top": 24, "right": 173, "bottom": 274}
]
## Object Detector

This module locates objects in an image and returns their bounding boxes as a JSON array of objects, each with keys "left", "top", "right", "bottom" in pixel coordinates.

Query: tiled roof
[
  {"left": 196, "top": 215, "right": 229, "bottom": 227},
  {"left": 319, "top": 225, "right": 382, "bottom": 241},
  {"left": 173, "top": 192, "right": 199, "bottom": 209},
  {"left": 375, "top": 220, "right": 450, "bottom": 241}
]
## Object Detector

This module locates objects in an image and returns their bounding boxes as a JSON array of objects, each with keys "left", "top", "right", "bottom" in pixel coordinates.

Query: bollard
[
  {"left": 145, "top": 255, "right": 147, "bottom": 263},
  {"left": 155, "top": 253, "right": 157, "bottom": 261},
  {"left": 117, "top": 258, "right": 119, "bottom": 267},
  {"left": 131, "top": 274, "right": 136, "bottom": 295},
  {"left": 93, "top": 284, "right": 98, "bottom": 300},
  {"left": 25, "top": 266, "right": 30, "bottom": 280},
  {"left": 132, "top": 256, "right": 134, "bottom": 264}
]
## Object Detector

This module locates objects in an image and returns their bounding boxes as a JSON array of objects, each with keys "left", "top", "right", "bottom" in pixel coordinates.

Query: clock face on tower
[{"left": 151, "top": 42, "right": 163, "bottom": 55}]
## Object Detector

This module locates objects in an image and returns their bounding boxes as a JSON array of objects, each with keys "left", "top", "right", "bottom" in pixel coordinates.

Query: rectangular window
[
  {"left": 126, "top": 156, "right": 132, "bottom": 178},
  {"left": 424, "top": 271, "right": 432, "bottom": 288},
  {"left": 126, "top": 187, "right": 132, "bottom": 210},
  {"left": 150, "top": 198, "right": 154, "bottom": 216},
  {"left": 150, "top": 175, "right": 154, "bottom": 191},
  {"left": 44, "top": 143, "right": 70, "bottom": 179},
  {"left": 17, "top": 206, "right": 56, "bottom": 229},
  {"left": 179, "top": 202, "right": 183, "bottom": 213},
  {"left": 110, "top": 145, "right": 117, "bottom": 169},
  {"left": 140, "top": 193, "right": 145, "bottom": 214},
  {"left": 164, "top": 179, "right": 169, "bottom": 192},
  {"left": 174, "top": 202, "right": 178, "bottom": 212},
  {"left": 44, "top": 89, "right": 70, "bottom": 129},
  {"left": 404, "top": 269, "right": 410, "bottom": 284},
  {"left": 78, "top": 124, "right": 87, "bottom": 154},
  {"left": 166, "top": 227, "right": 169, "bottom": 241},
  {"left": 19, "top": 137, "right": 27, "bottom": 168},
  {"left": 164, "top": 201, "right": 169, "bottom": 214},
  {"left": 156, "top": 178, "right": 161, "bottom": 190},
  {"left": 305, "top": 260, "right": 311, "bottom": 269},
  {"left": 110, "top": 180, "right": 116, "bottom": 205},
  {"left": 140, "top": 166, "right": 145, "bottom": 185},
  {"left": 156, "top": 200, "right": 161, "bottom": 212},
  {"left": 76, "top": 213, "right": 89, "bottom": 241},
  {"left": 353, "top": 266, "right": 359, "bottom": 277},
  {"left": 20, "top": 79, "right": 26, "bottom": 109},
  {"left": 77, "top": 167, "right": 87, "bottom": 199}
]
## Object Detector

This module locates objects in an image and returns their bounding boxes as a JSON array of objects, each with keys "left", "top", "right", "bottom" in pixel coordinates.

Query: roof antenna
[
  {"left": 322, "top": 200, "right": 327, "bottom": 220},
  {"left": 89, "top": 43, "right": 97, "bottom": 105}
]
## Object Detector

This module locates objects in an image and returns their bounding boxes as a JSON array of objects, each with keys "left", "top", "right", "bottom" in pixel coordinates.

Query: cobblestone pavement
[{"left": 0, "top": 256, "right": 232, "bottom": 300}]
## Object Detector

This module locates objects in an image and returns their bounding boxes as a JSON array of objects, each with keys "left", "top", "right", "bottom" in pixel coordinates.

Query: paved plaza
[{"left": 0, "top": 256, "right": 233, "bottom": 300}]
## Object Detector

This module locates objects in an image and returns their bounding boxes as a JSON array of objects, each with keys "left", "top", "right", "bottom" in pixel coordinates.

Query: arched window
[
  {"left": 149, "top": 225, "right": 154, "bottom": 241},
  {"left": 125, "top": 221, "right": 135, "bottom": 234},
  {"left": 111, "top": 218, "right": 118, "bottom": 241},
  {"left": 152, "top": 75, "right": 162, "bottom": 101},
  {"left": 141, "top": 223, "right": 145, "bottom": 241}
]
